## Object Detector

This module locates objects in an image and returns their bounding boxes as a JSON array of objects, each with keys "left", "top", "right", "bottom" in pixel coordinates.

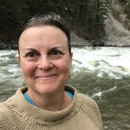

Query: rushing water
[{"left": 0, "top": 47, "right": 130, "bottom": 130}]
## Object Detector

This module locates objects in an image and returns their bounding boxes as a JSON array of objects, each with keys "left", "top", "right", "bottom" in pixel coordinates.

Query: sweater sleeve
[
  {"left": 0, "top": 103, "right": 12, "bottom": 130},
  {"left": 79, "top": 94, "right": 103, "bottom": 130},
  {"left": 0, "top": 102, "right": 20, "bottom": 130}
]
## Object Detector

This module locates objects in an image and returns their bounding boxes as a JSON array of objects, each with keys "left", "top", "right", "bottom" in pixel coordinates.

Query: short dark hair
[{"left": 18, "top": 14, "right": 71, "bottom": 53}]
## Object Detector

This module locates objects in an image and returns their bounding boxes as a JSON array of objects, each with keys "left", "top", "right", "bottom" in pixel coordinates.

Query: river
[{"left": 0, "top": 47, "right": 130, "bottom": 130}]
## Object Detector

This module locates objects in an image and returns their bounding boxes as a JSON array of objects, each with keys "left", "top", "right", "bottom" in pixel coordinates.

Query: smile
[{"left": 35, "top": 74, "right": 58, "bottom": 80}]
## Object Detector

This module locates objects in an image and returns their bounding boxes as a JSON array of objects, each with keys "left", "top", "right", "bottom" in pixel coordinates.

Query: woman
[{"left": 0, "top": 14, "right": 103, "bottom": 130}]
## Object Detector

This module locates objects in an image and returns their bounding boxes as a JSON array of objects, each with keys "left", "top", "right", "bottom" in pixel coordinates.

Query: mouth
[{"left": 35, "top": 74, "right": 58, "bottom": 80}]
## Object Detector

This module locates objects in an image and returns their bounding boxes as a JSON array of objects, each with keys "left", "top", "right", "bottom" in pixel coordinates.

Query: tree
[
  {"left": 0, "top": 0, "right": 108, "bottom": 43},
  {"left": 66, "top": 0, "right": 108, "bottom": 38},
  {"left": 124, "top": 2, "right": 130, "bottom": 19}
]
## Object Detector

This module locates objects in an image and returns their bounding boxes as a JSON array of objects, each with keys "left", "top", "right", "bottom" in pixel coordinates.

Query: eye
[
  {"left": 49, "top": 50, "right": 63, "bottom": 59},
  {"left": 50, "top": 50, "right": 62, "bottom": 55},
  {"left": 24, "top": 51, "right": 39, "bottom": 61},
  {"left": 25, "top": 52, "right": 36, "bottom": 57}
]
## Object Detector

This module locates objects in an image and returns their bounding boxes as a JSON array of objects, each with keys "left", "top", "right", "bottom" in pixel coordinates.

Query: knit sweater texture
[{"left": 0, "top": 85, "right": 103, "bottom": 130}]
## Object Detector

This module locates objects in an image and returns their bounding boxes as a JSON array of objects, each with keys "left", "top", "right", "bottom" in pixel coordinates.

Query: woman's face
[{"left": 18, "top": 26, "right": 72, "bottom": 96}]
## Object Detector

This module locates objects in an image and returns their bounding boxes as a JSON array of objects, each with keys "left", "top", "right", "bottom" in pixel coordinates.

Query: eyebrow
[
  {"left": 49, "top": 45, "right": 66, "bottom": 50},
  {"left": 21, "top": 45, "right": 66, "bottom": 53},
  {"left": 22, "top": 48, "right": 38, "bottom": 53}
]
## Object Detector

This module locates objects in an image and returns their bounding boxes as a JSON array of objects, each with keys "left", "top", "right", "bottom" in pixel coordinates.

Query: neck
[{"left": 26, "top": 90, "right": 72, "bottom": 111}]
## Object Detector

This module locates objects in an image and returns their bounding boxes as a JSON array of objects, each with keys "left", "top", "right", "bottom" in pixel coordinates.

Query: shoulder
[
  {"left": 79, "top": 93, "right": 99, "bottom": 110},
  {"left": 78, "top": 93, "right": 103, "bottom": 129},
  {"left": 0, "top": 87, "right": 28, "bottom": 129},
  {"left": 78, "top": 93, "right": 101, "bottom": 118},
  {"left": 0, "top": 102, "right": 13, "bottom": 129},
  {"left": 0, "top": 96, "right": 22, "bottom": 130},
  {"left": 0, "top": 98, "right": 15, "bottom": 118},
  {"left": 0, "top": 87, "right": 25, "bottom": 117},
  {"left": 0, "top": 101, "right": 9, "bottom": 115}
]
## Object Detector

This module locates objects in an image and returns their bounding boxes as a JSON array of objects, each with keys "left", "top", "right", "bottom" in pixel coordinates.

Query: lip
[{"left": 34, "top": 74, "right": 58, "bottom": 79}]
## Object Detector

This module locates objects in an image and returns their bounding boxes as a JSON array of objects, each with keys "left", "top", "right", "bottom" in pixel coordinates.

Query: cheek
[
  {"left": 57, "top": 59, "right": 72, "bottom": 73},
  {"left": 20, "top": 61, "right": 35, "bottom": 77}
]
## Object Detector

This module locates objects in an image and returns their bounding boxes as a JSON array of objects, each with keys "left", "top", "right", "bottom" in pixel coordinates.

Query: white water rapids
[{"left": 0, "top": 47, "right": 130, "bottom": 129}]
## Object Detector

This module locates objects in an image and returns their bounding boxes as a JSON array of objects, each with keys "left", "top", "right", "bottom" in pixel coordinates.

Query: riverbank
[
  {"left": 1, "top": 8, "right": 130, "bottom": 49},
  {"left": 1, "top": 21, "right": 130, "bottom": 50},
  {"left": 71, "top": 31, "right": 130, "bottom": 47},
  {"left": 1, "top": 42, "right": 130, "bottom": 50},
  {"left": 0, "top": 41, "right": 18, "bottom": 50}
]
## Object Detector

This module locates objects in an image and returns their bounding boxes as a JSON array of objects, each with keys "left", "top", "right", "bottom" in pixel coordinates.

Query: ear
[
  {"left": 70, "top": 52, "right": 73, "bottom": 68},
  {"left": 70, "top": 52, "right": 73, "bottom": 60},
  {"left": 17, "top": 55, "right": 20, "bottom": 64}
]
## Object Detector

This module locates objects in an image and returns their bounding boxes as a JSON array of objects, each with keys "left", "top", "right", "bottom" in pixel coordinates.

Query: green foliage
[
  {"left": 118, "top": 0, "right": 128, "bottom": 4},
  {"left": 0, "top": 0, "right": 108, "bottom": 42},
  {"left": 124, "top": 2, "right": 130, "bottom": 19},
  {"left": 68, "top": 0, "right": 107, "bottom": 38}
]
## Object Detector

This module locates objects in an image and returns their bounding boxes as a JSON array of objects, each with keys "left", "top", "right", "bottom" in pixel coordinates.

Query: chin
[{"left": 35, "top": 84, "right": 60, "bottom": 95}]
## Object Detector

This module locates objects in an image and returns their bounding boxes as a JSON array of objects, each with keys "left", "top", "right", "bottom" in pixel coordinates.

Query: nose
[{"left": 38, "top": 56, "right": 53, "bottom": 70}]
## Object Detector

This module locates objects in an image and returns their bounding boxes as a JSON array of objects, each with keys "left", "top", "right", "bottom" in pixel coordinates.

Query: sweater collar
[{"left": 6, "top": 85, "right": 82, "bottom": 125}]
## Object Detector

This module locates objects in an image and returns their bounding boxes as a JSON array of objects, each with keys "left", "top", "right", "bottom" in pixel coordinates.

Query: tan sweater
[{"left": 0, "top": 85, "right": 103, "bottom": 130}]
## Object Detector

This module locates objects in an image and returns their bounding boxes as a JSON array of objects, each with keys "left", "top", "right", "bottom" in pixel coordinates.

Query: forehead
[
  {"left": 18, "top": 25, "right": 69, "bottom": 50},
  {"left": 20, "top": 25, "right": 66, "bottom": 38},
  {"left": 19, "top": 25, "right": 68, "bottom": 41}
]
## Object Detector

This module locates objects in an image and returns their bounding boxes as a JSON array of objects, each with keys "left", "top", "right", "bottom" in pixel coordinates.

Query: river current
[{"left": 0, "top": 47, "right": 130, "bottom": 130}]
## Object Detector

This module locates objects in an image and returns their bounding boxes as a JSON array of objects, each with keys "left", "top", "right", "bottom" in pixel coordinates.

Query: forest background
[{"left": 0, "top": 0, "right": 130, "bottom": 48}]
